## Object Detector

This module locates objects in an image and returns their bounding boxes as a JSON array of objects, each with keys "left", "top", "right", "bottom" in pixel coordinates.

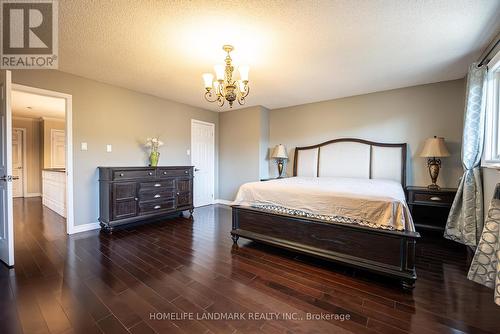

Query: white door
[
  {"left": 191, "top": 120, "right": 215, "bottom": 207},
  {"left": 12, "top": 129, "right": 23, "bottom": 198},
  {"left": 0, "top": 70, "right": 14, "bottom": 267},
  {"left": 50, "top": 129, "right": 65, "bottom": 168}
]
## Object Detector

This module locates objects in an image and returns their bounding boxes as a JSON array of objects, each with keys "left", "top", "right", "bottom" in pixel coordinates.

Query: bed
[{"left": 231, "top": 138, "right": 420, "bottom": 289}]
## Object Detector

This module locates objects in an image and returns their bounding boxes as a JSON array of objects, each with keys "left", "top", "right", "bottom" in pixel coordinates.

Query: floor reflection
[{"left": 2, "top": 199, "right": 499, "bottom": 334}]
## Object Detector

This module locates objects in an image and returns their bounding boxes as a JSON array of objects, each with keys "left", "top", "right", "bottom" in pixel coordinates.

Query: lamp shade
[
  {"left": 202, "top": 73, "right": 213, "bottom": 88},
  {"left": 272, "top": 144, "right": 288, "bottom": 159},
  {"left": 238, "top": 65, "right": 249, "bottom": 82},
  {"left": 420, "top": 136, "right": 450, "bottom": 158}
]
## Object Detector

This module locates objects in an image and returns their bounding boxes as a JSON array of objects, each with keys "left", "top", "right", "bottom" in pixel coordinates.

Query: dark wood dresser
[
  {"left": 406, "top": 186, "right": 457, "bottom": 232},
  {"left": 98, "top": 166, "right": 194, "bottom": 232}
]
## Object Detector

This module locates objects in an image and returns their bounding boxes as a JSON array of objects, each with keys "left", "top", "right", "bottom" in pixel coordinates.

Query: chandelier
[{"left": 202, "top": 45, "right": 249, "bottom": 108}]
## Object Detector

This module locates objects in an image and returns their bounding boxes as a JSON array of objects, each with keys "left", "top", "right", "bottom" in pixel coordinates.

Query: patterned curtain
[
  {"left": 444, "top": 63, "right": 487, "bottom": 247},
  {"left": 467, "top": 184, "right": 500, "bottom": 306}
]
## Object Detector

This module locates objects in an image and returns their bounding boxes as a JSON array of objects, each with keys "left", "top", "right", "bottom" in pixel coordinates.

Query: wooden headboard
[{"left": 292, "top": 138, "right": 407, "bottom": 188}]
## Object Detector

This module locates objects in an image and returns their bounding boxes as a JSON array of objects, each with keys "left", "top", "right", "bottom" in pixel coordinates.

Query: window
[{"left": 483, "top": 50, "right": 500, "bottom": 167}]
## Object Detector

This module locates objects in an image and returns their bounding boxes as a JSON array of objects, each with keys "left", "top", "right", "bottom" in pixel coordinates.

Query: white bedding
[{"left": 233, "top": 177, "right": 415, "bottom": 231}]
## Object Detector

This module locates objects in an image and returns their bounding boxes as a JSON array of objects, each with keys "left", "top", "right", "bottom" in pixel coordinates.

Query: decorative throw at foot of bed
[{"left": 467, "top": 183, "right": 500, "bottom": 306}]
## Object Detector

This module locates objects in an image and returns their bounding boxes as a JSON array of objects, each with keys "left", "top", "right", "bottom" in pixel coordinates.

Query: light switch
[
  {"left": 106, "top": 144, "right": 112, "bottom": 152},
  {"left": 186, "top": 149, "right": 190, "bottom": 156},
  {"left": 81, "top": 142, "right": 88, "bottom": 151}
]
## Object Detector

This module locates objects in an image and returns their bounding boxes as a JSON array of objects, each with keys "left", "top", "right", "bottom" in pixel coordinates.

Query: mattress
[{"left": 233, "top": 176, "right": 415, "bottom": 231}]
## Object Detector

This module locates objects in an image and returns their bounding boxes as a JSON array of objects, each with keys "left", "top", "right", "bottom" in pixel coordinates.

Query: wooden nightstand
[{"left": 406, "top": 186, "right": 457, "bottom": 231}]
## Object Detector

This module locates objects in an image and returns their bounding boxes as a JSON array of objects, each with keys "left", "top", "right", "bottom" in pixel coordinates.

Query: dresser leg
[
  {"left": 189, "top": 209, "right": 194, "bottom": 218},
  {"left": 99, "top": 222, "right": 113, "bottom": 234},
  {"left": 231, "top": 233, "right": 239, "bottom": 244}
]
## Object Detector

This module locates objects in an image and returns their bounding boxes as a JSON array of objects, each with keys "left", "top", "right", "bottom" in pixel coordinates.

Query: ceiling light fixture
[{"left": 202, "top": 45, "right": 249, "bottom": 108}]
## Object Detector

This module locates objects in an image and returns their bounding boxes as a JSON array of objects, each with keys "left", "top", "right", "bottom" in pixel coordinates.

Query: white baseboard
[
  {"left": 24, "top": 193, "right": 42, "bottom": 197},
  {"left": 68, "top": 222, "right": 100, "bottom": 235},
  {"left": 215, "top": 199, "right": 233, "bottom": 206}
]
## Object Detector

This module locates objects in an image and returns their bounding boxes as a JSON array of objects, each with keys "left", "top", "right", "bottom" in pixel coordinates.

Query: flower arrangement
[{"left": 145, "top": 137, "right": 164, "bottom": 166}]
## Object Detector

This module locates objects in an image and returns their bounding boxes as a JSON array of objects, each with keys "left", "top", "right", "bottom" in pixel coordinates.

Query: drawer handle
[
  {"left": 154, "top": 194, "right": 161, "bottom": 198},
  {"left": 154, "top": 183, "right": 161, "bottom": 187},
  {"left": 154, "top": 205, "right": 161, "bottom": 209},
  {"left": 134, "top": 197, "right": 138, "bottom": 201},
  {"left": 430, "top": 196, "right": 442, "bottom": 201},
  {"left": 176, "top": 192, "right": 180, "bottom": 195},
  {"left": 119, "top": 173, "right": 124, "bottom": 177},
  {"left": 184, "top": 170, "right": 188, "bottom": 174},
  {"left": 148, "top": 172, "right": 153, "bottom": 176},
  {"left": 163, "top": 171, "right": 167, "bottom": 175}
]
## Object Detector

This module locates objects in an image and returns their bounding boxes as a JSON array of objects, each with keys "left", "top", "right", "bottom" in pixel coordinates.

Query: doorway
[
  {"left": 11, "top": 85, "right": 73, "bottom": 226},
  {"left": 191, "top": 119, "right": 215, "bottom": 207},
  {"left": 1, "top": 72, "right": 74, "bottom": 267}
]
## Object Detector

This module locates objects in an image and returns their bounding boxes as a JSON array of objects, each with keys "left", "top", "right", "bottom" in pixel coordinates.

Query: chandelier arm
[
  {"left": 204, "top": 91, "right": 218, "bottom": 103},
  {"left": 237, "top": 96, "right": 246, "bottom": 106},
  {"left": 217, "top": 95, "right": 225, "bottom": 107},
  {"left": 241, "top": 85, "right": 250, "bottom": 98}
]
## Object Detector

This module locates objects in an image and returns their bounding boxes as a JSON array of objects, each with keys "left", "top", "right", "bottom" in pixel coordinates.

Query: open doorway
[{"left": 11, "top": 85, "right": 74, "bottom": 234}]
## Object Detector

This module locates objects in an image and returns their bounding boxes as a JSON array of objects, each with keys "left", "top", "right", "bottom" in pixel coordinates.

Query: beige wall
[
  {"left": 41, "top": 118, "right": 65, "bottom": 168},
  {"left": 269, "top": 79, "right": 466, "bottom": 188},
  {"left": 12, "top": 117, "right": 42, "bottom": 195},
  {"left": 12, "top": 70, "right": 218, "bottom": 227},
  {"left": 10, "top": 70, "right": 469, "bottom": 222},
  {"left": 219, "top": 106, "right": 269, "bottom": 200}
]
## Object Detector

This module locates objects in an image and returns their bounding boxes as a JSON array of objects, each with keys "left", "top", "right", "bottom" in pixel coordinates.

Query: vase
[{"left": 149, "top": 151, "right": 160, "bottom": 167}]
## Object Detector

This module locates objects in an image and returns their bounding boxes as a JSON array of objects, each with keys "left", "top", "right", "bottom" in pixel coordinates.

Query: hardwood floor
[{"left": 1, "top": 197, "right": 499, "bottom": 334}]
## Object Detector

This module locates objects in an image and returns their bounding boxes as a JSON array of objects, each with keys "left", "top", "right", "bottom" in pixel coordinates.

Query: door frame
[
  {"left": 12, "top": 84, "right": 75, "bottom": 234},
  {"left": 12, "top": 127, "right": 26, "bottom": 198},
  {"left": 190, "top": 119, "right": 215, "bottom": 207}
]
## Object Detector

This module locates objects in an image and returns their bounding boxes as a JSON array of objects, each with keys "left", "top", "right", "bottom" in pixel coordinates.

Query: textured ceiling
[
  {"left": 58, "top": 0, "right": 500, "bottom": 111},
  {"left": 12, "top": 90, "right": 65, "bottom": 119}
]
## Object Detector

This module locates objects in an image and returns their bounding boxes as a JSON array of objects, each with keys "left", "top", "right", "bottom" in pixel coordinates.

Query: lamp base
[
  {"left": 277, "top": 160, "right": 284, "bottom": 178},
  {"left": 427, "top": 183, "right": 441, "bottom": 190},
  {"left": 427, "top": 158, "right": 441, "bottom": 191}
]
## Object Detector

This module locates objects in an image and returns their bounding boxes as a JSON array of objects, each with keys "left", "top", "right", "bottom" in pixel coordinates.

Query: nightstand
[{"left": 406, "top": 186, "right": 457, "bottom": 231}]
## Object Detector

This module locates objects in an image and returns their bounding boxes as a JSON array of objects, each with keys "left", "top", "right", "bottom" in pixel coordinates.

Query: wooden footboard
[{"left": 231, "top": 205, "right": 420, "bottom": 289}]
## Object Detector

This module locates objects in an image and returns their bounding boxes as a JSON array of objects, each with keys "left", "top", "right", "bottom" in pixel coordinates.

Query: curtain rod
[{"left": 479, "top": 38, "right": 500, "bottom": 67}]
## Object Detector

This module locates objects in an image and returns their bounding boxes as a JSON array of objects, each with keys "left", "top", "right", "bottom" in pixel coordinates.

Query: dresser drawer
[
  {"left": 139, "top": 179, "right": 175, "bottom": 191},
  {"left": 139, "top": 200, "right": 175, "bottom": 215},
  {"left": 139, "top": 190, "right": 175, "bottom": 202},
  {"left": 158, "top": 168, "right": 192, "bottom": 178},
  {"left": 113, "top": 169, "right": 155, "bottom": 180},
  {"left": 411, "top": 192, "right": 454, "bottom": 206}
]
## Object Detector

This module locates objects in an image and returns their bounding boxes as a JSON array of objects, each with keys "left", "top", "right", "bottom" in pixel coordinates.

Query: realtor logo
[{"left": 1, "top": 0, "right": 58, "bottom": 69}]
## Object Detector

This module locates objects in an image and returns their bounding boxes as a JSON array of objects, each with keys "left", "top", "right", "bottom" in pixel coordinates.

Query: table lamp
[
  {"left": 271, "top": 144, "right": 288, "bottom": 178},
  {"left": 420, "top": 136, "right": 450, "bottom": 189}
]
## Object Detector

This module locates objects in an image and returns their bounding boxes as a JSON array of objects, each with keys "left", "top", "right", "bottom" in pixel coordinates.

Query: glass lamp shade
[
  {"left": 420, "top": 136, "right": 451, "bottom": 158},
  {"left": 213, "top": 80, "right": 220, "bottom": 92},
  {"left": 202, "top": 73, "right": 213, "bottom": 88},
  {"left": 214, "top": 64, "right": 225, "bottom": 81},
  {"left": 238, "top": 65, "right": 249, "bottom": 82},
  {"left": 271, "top": 144, "right": 288, "bottom": 159},
  {"left": 237, "top": 80, "right": 245, "bottom": 92}
]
